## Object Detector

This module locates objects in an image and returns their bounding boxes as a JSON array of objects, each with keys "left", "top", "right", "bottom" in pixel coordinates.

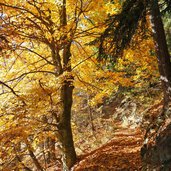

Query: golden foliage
[{"left": 0, "top": 0, "right": 159, "bottom": 170}]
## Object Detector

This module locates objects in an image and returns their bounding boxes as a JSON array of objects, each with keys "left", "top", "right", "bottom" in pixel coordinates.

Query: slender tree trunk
[
  {"left": 46, "top": 137, "right": 56, "bottom": 164},
  {"left": 149, "top": 0, "right": 171, "bottom": 115},
  {"left": 14, "top": 144, "right": 32, "bottom": 171},
  {"left": 15, "top": 154, "right": 32, "bottom": 171},
  {"left": 26, "top": 141, "right": 44, "bottom": 171}
]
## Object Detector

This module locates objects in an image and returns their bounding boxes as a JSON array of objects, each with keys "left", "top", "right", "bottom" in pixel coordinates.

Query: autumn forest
[{"left": 0, "top": 0, "right": 171, "bottom": 170}]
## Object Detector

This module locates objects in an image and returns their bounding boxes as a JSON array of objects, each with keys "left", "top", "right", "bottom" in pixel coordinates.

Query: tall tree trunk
[
  {"left": 149, "top": 0, "right": 171, "bottom": 115},
  {"left": 57, "top": 0, "right": 77, "bottom": 170},
  {"left": 141, "top": 1, "right": 171, "bottom": 169}
]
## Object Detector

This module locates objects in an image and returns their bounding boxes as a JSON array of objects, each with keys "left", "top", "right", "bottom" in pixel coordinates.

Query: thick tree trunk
[
  {"left": 149, "top": 0, "right": 171, "bottom": 114},
  {"left": 58, "top": 44, "right": 76, "bottom": 171},
  {"left": 57, "top": 1, "right": 77, "bottom": 170},
  {"left": 58, "top": 78, "right": 77, "bottom": 171},
  {"left": 141, "top": 0, "right": 171, "bottom": 169}
]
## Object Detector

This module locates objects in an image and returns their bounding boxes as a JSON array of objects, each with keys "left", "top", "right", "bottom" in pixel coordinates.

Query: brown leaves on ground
[{"left": 73, "top": 127, "right": 144, "bottom": 171}]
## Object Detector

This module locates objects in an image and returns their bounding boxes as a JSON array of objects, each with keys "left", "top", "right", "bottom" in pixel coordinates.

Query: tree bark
[
  {"left": 141, "top": 0, "right": 171, "bottom": 169},
  {"left": 57, "top": 0, "right": 77, "bottom": 170},
  {"left": 58, "top": 77, "right": 77, "bottom": 171},
  {"left": 149, "top": 0, "right": 171, "bottom": 114},
  {"left": 58, "top": 43, "right": 77, "bottom": 171}
]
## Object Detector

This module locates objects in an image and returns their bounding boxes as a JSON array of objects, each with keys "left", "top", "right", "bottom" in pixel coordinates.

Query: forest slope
[
  {"left": 73, "top": 125, "right": 143, "bottom": 170},
  {"left": 46, "top": 124, "right": 144, "bottom": 170}
]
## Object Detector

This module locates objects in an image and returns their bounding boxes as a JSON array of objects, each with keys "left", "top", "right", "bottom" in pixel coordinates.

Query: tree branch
[
  {"left": 5, "top": 70, "right": 56, "bottom": 83},
  {"left": 0, "top": 80, "right": 19, "bottom": 97},
  {"left": 19, "top": 46, "right": 54, "bottom": 65}
]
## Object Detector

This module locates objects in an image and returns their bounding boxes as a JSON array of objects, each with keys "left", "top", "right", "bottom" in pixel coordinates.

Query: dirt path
[{"left": 73, "top": 127, "right": 144, "bottom": 171}]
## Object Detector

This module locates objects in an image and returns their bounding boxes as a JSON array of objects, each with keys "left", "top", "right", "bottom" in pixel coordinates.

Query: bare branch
[
  {"left": 0, "top": 2, "right": 50, "bottom": 26},
  {"left": 0, "top": 80, "right": 19, "bottom": 97},
  {"left": 72, "top": 52, "right": 97, "bottom": 70},
  {"left": 5, "top": 70, "right": 56, "bottom": 83},
  {"left": 19, "top": 46, "right": 54, "bottom": 65},
  {"left": 75, "top": 73, "right": 103, "bottom": 91}
]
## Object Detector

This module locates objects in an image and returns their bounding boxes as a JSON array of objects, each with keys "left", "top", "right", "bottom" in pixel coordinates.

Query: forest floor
[{"left": 73, "top": 124, "right": 144, "bottom": 171}]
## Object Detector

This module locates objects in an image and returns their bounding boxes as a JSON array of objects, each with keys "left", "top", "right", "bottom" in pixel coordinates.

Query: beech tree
[
  {"left": 0, "top": 0, "right": 82, "bottom": 170},
  {"left": 0, "top": 0, "right": 115, "bottom": 170},
  {"left": 0, "top": 0, "right": 76, "bottom": 169}
]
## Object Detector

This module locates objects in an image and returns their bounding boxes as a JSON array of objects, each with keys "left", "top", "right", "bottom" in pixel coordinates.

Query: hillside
[
  {"left": 74, "top": 126, "right": 143, "bottom": 171},
  {"left": 46, "top": 123, "right": 144, "bottom": 171}
]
